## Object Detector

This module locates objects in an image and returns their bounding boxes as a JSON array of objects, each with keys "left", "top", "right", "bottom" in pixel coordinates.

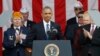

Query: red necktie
[{"left": 74, "top": 27, "right": 82, "bottom": 56}]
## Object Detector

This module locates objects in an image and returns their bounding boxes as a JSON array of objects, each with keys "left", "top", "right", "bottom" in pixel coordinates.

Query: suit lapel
[
  {"left": 81, "top": 24, "right": 91, "bottom": 32},
  {"left": 40, "top": 22, "right": 47, "bottom": 39},
  {"left": 50, "top": 21, "right": 55, "bottom": 29},
  {"left": 10, "top": 25, "right": 16, "bottom": 35},
  {"left": 27, "top": 20, "right": 29, "bottom": 27}
]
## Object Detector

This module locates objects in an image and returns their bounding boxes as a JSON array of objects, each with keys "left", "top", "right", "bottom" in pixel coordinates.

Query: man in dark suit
[
  {"left": 20, "top": 8, "right": 36, "bottom": 30},
  {"left": 74, "top": 13, "right": 100, "bottom": 56},
  {"left": 31, "top": 6, "right": 63, "bottom": 40},
  {"left": 79, "top": 24, "right": 100, "bottom": 56},
  {"left": 80, "top": 18, "right": 100, "bottom": 56},
  {"left": 65, "top": 11, "right": 85, "bottom": 44},
  {"left": 64, "top": 11, "right": 84, "bottom": 56},
  {"left": 3, "top": 12, "right": 29, "bottom": 56},
  {"left": 74, "top": 24, "right": 91, "bottom": 56},
  {"left": 67, "top": 1, "right": 84, "bottom": 26},
  {"left": 64, "top": 1, "right": 84, "bottom": 39},
  {"left": 20, "top": 8, "right": 36, "bottom": 56}
]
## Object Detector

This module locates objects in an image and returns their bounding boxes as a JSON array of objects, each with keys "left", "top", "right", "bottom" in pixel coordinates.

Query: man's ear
[{"left": 11, "top": 18, "right": 13, "bottom": 23}]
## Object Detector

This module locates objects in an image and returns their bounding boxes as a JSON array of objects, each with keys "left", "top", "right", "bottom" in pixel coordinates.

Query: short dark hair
[{"left": 42, "top": 6, "right": 52, "bottom": 12}]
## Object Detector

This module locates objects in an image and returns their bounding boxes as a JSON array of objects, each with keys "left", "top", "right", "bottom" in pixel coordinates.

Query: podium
[{"left": 32, "top": 40, "right": 72, "bottom": 56}]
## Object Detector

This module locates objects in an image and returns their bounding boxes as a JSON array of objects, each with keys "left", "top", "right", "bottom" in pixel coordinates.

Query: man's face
[
  {"left": 78, "top": 18, "right": 83, "bottom": 25},
  {"left": 74, "top": 7, "right": 83, "bottom": 16},
  {"left": 83, "top": 16, "right": 91, "bottom": 25},
  {"left": 42, "top": 8, "right": 52, "bottom": 22},
  {"left": 21, "top": 12, "right": 29, "bottom": 21},
  {"left": 12, "top": 17, "right": 23, "bottom": 27},
  {"left": 78, "top": 14, "right": 84, "bottom": 25}
]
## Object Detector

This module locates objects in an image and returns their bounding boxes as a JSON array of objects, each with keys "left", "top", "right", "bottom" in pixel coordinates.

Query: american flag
[
  {"left": 0, "top": 0, "right": 100, "bottom": 33},
  {"left": 0, "top": 0, "right": 100, "bottom": 55}
]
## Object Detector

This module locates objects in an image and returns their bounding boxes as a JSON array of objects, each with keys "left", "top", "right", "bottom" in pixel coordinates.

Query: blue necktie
[{"left": 46, "top": 24, "right": 49, "bottom": 40}]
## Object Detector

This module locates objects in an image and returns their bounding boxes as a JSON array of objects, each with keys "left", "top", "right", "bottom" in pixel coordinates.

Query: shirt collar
[
  {"left": 43, "top": 20, "right": 51, "bottom": 26},
  {"left": 24, "top": 21, "right": 27, "bottom": 27},
  {"left": 14, "top": 26, "right": 21, "bottom": 30},
  {"left": 43, "top": 20, "right": 51, "bottom": 32},
  {"left": 76, "top": 16, "right": 78, "bottom": 23},
  {"left": 91, "top": 24, "right": 96, "bottom": 29}
]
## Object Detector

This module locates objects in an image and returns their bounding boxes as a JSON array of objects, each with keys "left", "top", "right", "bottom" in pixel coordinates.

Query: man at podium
[
  {"left": 25, "top": 6, "right": 64, "bottom": 52},
  {"left": 25, "top": 6, "right": 72, "bottom": 56},
  {"left": 32, "top": 6, "right": 64, "bottom": 40}
]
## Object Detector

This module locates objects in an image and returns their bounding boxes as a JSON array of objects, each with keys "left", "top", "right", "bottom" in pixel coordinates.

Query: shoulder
[
  {"left": 96, "top": 26, "right": 100, "bottom": 31},
  {"left": 21, "top": 27, "right": 30, "bottom": 34},
  {"left": 27, "top": 20, "right": 36, "bottom": 24},
  {"left": 68, "top": 24, "right": 78, "bottom": 27},
  {"left": 21, "top": 26, "right": 29, "bottom": 31},
  {"left": 51, "top": 21, "right": 59, "bottom": 26},
  {"left": 67, "top": 17, "right": 77, "bottom": 25},
  {"left": 67, "top": 24, "right": 78, "bottom": 30},
  {"left": 51, "top": 21, "right": 60, "bottom": 29},
  {"left": 33, "top": 22, "right": 43, "bottom": 28},
  {"left": 4, "top": 27, "right": 14, "bottom": 33},
  {"left": 67, "top": 17, "right": 76, "bottom": 22}
]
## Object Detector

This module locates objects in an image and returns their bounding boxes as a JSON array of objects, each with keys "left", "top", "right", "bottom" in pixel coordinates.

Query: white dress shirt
[
  {"left": 90, "top": 24, "right": 96, "bottom": 35},
  {"left": 14, "top": 26, "right": 24, "bottom": 45},
  {"left": 14, "top": 26, "right": 20, "bottom": 34},
  {"left": 43, "top": 20, "right": 51, "bottom": 33},
  {"left": 24, "top": 21, "right": 27, "bottom": 27}
]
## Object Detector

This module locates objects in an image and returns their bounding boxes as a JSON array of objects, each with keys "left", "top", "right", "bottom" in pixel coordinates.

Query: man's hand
[
  {"left": 83, "top": 28, "right": 92, "bottom": 39},
  {"left": 26, "top": 48, "right": 32, "bottom": 52},
  {"left": 20, "top": 33, "right": 26, "bottom": 39},
  {"left": 15, "top": 34, "right": 21, "bottom": 43}
]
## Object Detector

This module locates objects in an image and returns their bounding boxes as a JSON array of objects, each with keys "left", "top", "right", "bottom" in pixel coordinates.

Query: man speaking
[{"left": 31, "top": 6, "right": 63, "bottom": 40}]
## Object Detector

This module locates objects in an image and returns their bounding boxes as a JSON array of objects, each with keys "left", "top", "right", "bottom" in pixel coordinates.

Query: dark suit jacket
[
  {"left": 24, "top": 20, "right": 36, "bottom": 48},
  {"left": 78, "top": 24, "right": 100, "bottom": 56},
  {"left": 64, "top": 23, "right": 79, "bottom": 56},
  {"left": 91, "top": 27, "right": 100, "bottom": 56},
  {"left": 25, "top": 21, "right": 63, "bottom": 48},
  {"left": 67, "top": 17, "right": 77, "bottom": 26},
  {"left": 73, "top": 24, "right": 91, "bottom": 56},
  {"left": 64, "top": 23, "right": 79, "bottom": 44},
  {"left": 33, "top": 21, "right": 63, "bottom": 40},
  {"left": 26, "top": 20, "right": 36, "bottom": 30},
  {"left": 3, "top": 25, "right": 29, "bottom": 56},
  {"left": 64, "top": 17, "right": 77, "bottom": 38}
]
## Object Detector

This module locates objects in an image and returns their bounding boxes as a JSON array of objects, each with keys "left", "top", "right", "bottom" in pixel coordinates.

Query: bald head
[{"left": 83, "top": 12, "right": 92, "bottom": 25}]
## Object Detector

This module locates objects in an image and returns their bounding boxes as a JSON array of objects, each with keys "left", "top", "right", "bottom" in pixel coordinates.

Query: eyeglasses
[
  {"left": 75, "top": 8, "right": 83, "bottom": 11},
  {"left": 78, "top": 16, "right": 83, "bottom": 18}
]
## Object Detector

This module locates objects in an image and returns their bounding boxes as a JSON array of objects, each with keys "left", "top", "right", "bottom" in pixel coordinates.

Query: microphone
[
  {"left": 47, "top": 29, "right": 51, "bottom": 35},
  {"left": 46, "top": 26, "right": 58, "bottom": 39},
  {"left": 51, "top": 26, "right": 58, "bottom": 34},
  {"left": 52, "top": 28, "right": 58, "bottom": 34},
  {"left": 50, "top": 27, "right": 58, "bottom": 38}
]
